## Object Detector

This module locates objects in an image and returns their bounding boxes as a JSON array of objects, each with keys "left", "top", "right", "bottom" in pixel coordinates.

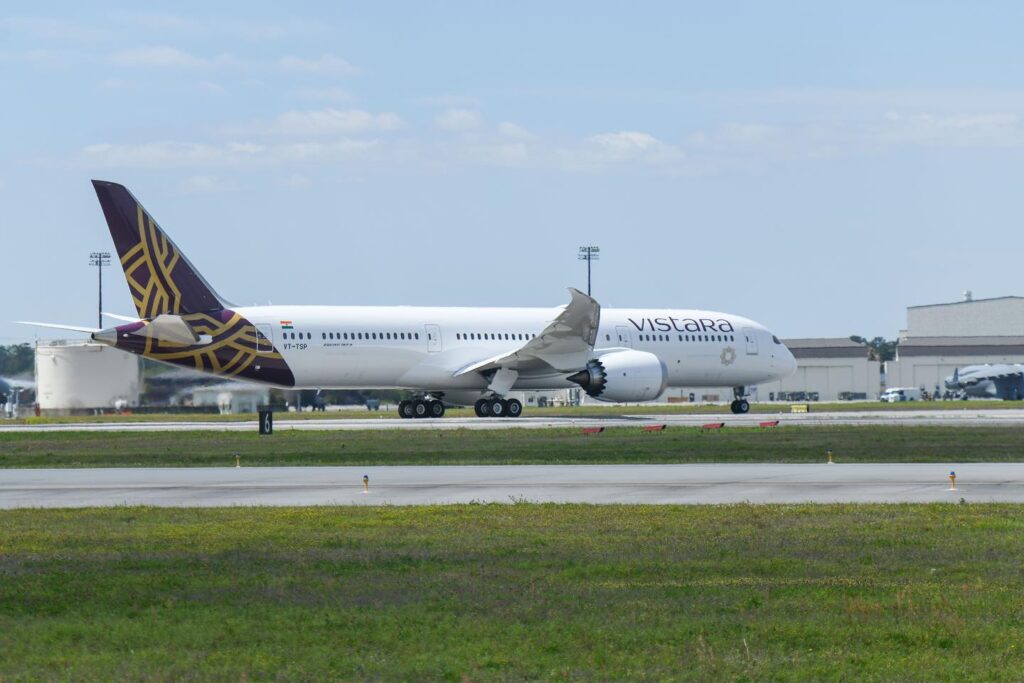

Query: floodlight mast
[
  {"left": 89, "top": 251, "right": 111, "bottom": 329},
  {"left": 577, "top": 245, "right": 600, "bottom": 296}
]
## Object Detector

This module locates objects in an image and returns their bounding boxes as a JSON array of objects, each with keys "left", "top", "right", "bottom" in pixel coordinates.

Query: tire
[
  {"left": 429, "top": 401, "right": 445, "bottom": 418},
  {"left": 729, "top": 400, "right": 739, "bottom": 414},
  {"left": 474, "top": 399, "right": 491, "bottom": 417},
  {"left": 398, "top": 400, "right": 413, "bottom": 419},
  {"left": 413, "top": 399, "right": 428, "bottom": 418},
  {"left": 506, "top": 398, "right": 523, "bottom": 418},
  {"left": 490, "top": 399, "right": 507, "bottom": 417},
  {"left": 737, "top": 399, "right": 750, "bottom": 414}
]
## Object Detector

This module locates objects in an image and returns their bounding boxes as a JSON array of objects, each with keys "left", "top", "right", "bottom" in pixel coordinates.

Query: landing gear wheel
[
  {"left": 429, "top": 401, "right": 445, "bottom": 418},
  {"left": 730, "top": 399, "right": 750, "bottom": 414},
  {"left": 489, "top": 399, "right": 507, "bottom": 417},
  {"left": 474, "top": 399, "right": 491, "bottom": 417},
  {"left": 413, "top": 399, "right": 429, "bottom": 418},
  {"left": 398, "top": 400, "right": 413, "bottom": 419},
  {"left": 506, "top": 398, "right": 523, "bottom": 418}
]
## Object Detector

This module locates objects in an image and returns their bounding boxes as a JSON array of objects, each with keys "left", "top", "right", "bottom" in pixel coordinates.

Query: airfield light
[
  {"left": 577, "top": 245, "right": 600, "bottom": 296},
  {"left": 89, "top": 251, "right": 111, "bottom": 329}
]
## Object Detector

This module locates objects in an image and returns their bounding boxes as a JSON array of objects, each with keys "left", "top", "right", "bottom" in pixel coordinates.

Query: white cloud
[
  {"left": 108, "top": 46, "right": 240, "bottom": 69},
  {"left": 581, "top": 131, "right": 682, "bottom": 166},
  {"left": 81, "top": 139, "right": 377, "bottom": 169},
  {"left": 435, "top": 108, "right": 483, "bottom": 132},
  {"left": 279, "top": 54, "right": 359, "bottom": 75},
  {"left": 872, "top": 112, "right": 1024, "bottom": 148},
  {"left": 497, "top": 122, "right": 532, "bottom": 139},
  {"left": 238, "top": 108, "right": 404, "bottom": 136}
]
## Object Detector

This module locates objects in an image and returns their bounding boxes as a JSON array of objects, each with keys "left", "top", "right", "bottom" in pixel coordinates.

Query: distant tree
[
  {"left": 0, "top": 344, "right": 34, "bottom": 377},
  {"left": 849, "top": 335, "right": 898, "bottom": 362}
]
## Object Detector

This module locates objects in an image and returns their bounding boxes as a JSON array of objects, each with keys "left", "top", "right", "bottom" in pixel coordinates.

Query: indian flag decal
[{"left": 280, "top": 320, "right": 293, "bottom": 330}]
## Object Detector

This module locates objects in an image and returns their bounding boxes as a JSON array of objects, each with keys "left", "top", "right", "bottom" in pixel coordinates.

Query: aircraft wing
[{"left": 453, "top": 288, "right": 601, "bottom": 376}]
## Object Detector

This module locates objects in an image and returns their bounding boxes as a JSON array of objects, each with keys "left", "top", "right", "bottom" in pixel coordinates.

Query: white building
[
  {"left": 35, "top": 340, "right": 140, "bottom": 413},
  {"left": 886, "top": 295, "right": 1024, "bottom": 393}
]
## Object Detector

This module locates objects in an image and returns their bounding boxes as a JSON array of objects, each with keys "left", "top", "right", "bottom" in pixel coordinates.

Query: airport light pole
[
  {"left": 577, "top": 245, "right": 600, "bottom": 296},
  {"left": 89, "top": 251, "right": 111, "bottom": 329}
]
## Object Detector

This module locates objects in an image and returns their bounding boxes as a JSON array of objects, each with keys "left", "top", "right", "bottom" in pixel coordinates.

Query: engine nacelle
[{"left": 567, "top": 349, "right": 668, "bottom": 402}]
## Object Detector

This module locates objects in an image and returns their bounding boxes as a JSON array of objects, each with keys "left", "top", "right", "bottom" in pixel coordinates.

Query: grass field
[
  {"left": 1, "top": 504, "right": 1022, "bottom": 680},
  {"left": 2, "top": 425, "right": 1024, "bottom": 468},
  {"left": 9, "top": 399, "right": 1023, "bottom": 424}
]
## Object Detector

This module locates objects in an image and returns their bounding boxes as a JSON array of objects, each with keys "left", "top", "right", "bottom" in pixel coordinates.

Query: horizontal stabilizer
[
  {"left": 102, "top": 312, "right": 141, "bottom": 323},
  {"left": 15, "top": 321, "right": 100, "bottom": 334}
]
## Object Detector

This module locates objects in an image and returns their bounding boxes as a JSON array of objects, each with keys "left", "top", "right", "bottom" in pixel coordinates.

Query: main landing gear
[
  {"left": 474, "top": 397, "right": 523, "bottom": 418},
  {"left": 398, "top": 396, "right": 446, "bottom": 419},
  {"left": 730, "top": 386, "right": 750, "bottom": 414}
]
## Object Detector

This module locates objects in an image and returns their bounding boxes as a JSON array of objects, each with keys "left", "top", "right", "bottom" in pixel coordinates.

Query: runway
[
  {"left": 4, "top": 408, "right": 1024, "bottom": 432},
  {"left": 0, "top": 463, "right": 1014, "bottom": 508}
]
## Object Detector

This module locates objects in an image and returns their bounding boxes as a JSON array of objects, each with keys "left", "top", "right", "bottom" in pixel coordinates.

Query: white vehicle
[
  {"left": 880, "top": 387, "right": 922, "bottom": 403},
  {"left": 21, "top": 181, "right": 798, "bottom": 418}
]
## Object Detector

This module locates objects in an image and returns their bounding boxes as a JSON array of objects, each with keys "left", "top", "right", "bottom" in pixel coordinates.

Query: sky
[{"left": 3, "top": 1, "right": 1024, "bottom": 345}]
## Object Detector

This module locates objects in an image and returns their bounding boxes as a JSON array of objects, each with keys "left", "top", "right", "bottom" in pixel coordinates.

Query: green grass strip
[
  {"left": 2, "top": 425, "right": 1024, "bottom": 468},
  {"left": 1, "top": 504, "right": 1023, "bottom": 679}
]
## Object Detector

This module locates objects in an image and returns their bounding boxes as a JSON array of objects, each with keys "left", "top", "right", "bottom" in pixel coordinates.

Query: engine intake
[{"left": 567, "top": 349, "right": 668, "bottom": 402}]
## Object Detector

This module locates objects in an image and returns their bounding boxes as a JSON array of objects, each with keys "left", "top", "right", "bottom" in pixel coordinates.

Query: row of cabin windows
[
  {"left": 321, "top": 331, "right": 420, "bottom": 341},
  {"left": 605, "top": 333, "right": 736, "bottom": 343},
  {"left": 286, "top": 332, "right": 312, "bottom": 340},
  {"left": 455, "top": 332, "right": 536, "bottom": 341}
]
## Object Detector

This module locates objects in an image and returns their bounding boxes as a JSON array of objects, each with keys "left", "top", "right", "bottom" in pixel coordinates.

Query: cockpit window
[{"left": 772, "top": 335, "right": 781, "bottom": 344}]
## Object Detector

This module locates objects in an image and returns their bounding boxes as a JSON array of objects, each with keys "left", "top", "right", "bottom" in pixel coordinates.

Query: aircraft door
[
  {"left": 615, "top": 325, "right": 633, "bottom": 348},
  {"left": 742, "top": 327, "right": 759, "bottom": 355},
  {"left": 255, "top": 324, "right": 274, "bottom": 353},
  {"left": 425, "top": 324, "right": 442, "bottom": 353}
]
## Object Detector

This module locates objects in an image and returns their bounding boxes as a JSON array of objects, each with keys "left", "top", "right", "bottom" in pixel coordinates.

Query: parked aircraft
[
  {"left": 19, "top": 181, "right": 797, "bottom": 417},
  {"left": 945, "top": 365, "right": 1024, "bottom": 400}
]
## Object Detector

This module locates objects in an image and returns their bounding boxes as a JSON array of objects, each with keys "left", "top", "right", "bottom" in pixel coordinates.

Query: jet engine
[{"left": 567, "top": 349, "right": 668, "bottom": 402}]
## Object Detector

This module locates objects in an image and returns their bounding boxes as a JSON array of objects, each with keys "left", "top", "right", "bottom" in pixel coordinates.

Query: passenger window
[{"left": 415, "top": 333, "right": 419, "bottom": 339}]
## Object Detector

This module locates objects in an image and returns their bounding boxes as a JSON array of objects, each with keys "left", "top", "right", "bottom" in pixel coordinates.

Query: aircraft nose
[{"left": 785, "top": 347, "right": 797, "bottom": 376}]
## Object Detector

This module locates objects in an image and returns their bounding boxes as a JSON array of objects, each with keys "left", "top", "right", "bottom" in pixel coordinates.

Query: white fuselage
[{"left": 236, "top": 305, "right": 796, "bottom": 395}]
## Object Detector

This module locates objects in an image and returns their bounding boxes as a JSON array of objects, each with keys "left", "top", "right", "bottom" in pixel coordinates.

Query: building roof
[
  {"left": 782, "top": 338, "right": 869, "bottom": 359},
  {"left": 908, "top": 295, "right": 1024, "bottom": 309}
]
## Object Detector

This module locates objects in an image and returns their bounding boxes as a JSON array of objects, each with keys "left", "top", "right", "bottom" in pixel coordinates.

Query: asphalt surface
[
  {"left": 0, "top": 463, "right": 1009, "bottom": 508},
  {"left": 4, "top": 408, "right": 1024, "bottom": 432}
]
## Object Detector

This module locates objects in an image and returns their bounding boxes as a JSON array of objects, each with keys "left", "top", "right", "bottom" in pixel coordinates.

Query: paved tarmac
[
  {"left": 0, "top": 463, "right": 1014, "bottom": 508},
  {"left": 4, "top": 408, "right": 1024, "bottom": 432}
]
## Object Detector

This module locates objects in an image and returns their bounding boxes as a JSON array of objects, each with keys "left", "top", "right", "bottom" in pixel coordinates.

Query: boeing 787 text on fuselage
[{"left": 22, "top": 181, "right": 797, "bottom": 418}]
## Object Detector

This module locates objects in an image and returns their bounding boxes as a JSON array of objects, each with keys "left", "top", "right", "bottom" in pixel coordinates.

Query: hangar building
[
  {"left": 885, "top": 294, "right": 1024, "bottom": 392},
  {"left": 755, "top": 338, "right": 880, "bottom": 402}
]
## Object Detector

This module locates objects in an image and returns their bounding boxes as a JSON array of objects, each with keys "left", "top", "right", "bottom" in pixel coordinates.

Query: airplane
[
  {"left": 18, "top": 180, "right": 797, "bottom": 417},
  {"left": 945, "top": 364, "right": 1024, "bottom": 400}
]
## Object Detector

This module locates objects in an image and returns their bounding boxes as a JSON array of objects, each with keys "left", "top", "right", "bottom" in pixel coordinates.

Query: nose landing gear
[{"left": 730, "top": 386, "right": 751, "bottom": 414}]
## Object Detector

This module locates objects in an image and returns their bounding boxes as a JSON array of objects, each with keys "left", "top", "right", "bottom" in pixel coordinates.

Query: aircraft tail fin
[{"left": 91, "top": 180, "right": 229, "bottom": 319}]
